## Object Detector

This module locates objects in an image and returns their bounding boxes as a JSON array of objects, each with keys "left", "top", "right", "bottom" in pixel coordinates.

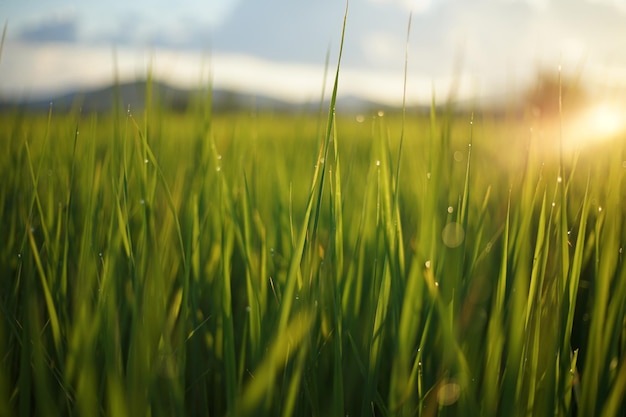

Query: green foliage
[{"left": 1, "top": 31, "right": 625, "bottom": 417}]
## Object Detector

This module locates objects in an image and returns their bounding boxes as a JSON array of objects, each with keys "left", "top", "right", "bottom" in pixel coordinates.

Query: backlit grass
[{"left": 1, "top": 20, "right": 626, "bottom": 417}]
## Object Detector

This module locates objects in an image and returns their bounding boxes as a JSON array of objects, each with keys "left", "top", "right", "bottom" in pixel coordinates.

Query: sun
[{"left": 563, "top": 101, "right": 626, "bottom": 149}]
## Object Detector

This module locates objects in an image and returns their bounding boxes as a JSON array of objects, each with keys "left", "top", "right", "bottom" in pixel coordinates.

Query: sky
[{"left": 1, "top": 0, "right": 626, "bottom": 105}]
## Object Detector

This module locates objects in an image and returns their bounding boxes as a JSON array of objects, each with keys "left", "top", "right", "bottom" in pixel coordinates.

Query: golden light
[
  {"left": 563, "top": 102, "right": 626, "bottom": 150},
  {"left": 583, "top": 104, "right": 624, "bottom": 137}
]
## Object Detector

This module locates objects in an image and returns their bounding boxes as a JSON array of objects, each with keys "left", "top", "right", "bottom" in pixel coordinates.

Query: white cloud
[
  {"left": 368, "top": 0, "right": 433, "bottom": 14},
  {"left": 0, "top": 40, "right": 481, "bottom": 105}
]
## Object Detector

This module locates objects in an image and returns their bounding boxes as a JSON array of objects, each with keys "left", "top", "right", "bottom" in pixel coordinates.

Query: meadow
[{"left": 1, "top": 33, "right": 626, "bottom": 416}]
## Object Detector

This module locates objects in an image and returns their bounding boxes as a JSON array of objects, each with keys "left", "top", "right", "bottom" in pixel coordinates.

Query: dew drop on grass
[
  {"left": 552, "top": 202, "right": 556, "bottom": 207},
  {"left": 356, "top": 114, "right": 365, "bottom": 123},
  {"left": 447, "top": 206, "right": 454, "bottom": 214},
  {"left": 216, "top": 166, "right": 221, "bottom": 172},
  {"left": 144, "top": 159, "right": 149, "bottom": 164},
  {"left": 557, "top": 176, "right": 562, "bottom": 183},
  {"left": 376, "top": 160, "right": 381, "bottom": 167},
  {"left": 217, "top": 154, "right": 222, "bottom": 160},
  {"left": 140, "top": 199, "right": 145, "bottom": 205},
  {"left": 425, "top": 260, "right": 431, "bottom": 269},
  {"left": 245, "top": 306, "right": 251, "bottom": 313},
  {"left": 426, "top": 172, "right": 431, "bottom": 180},
  {"left": 598, "top": 206, "right": 603, "bottom": 212},
  {"left": 377, "top": 110, "right": 385, "bottom": 117},
  {"left": 17, "top": 253, "right": 21, "bottom": 259}
]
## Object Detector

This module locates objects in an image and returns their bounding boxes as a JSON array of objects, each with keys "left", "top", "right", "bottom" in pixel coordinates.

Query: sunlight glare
[
  {"left": 564, "top": 102, "right": 626, "bottom": 149},
  {"left": 584, "top": 104, "right": 624, "bottom": 137}
]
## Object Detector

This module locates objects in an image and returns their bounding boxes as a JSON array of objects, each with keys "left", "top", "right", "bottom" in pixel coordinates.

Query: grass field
[{"left": 1, "top": 25, "right": 626, "bottom": 417}]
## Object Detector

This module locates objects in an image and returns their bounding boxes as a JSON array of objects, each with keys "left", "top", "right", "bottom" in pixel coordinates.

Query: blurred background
[{"left": 1, "top": 0, "right": 625, "bottom": 108}]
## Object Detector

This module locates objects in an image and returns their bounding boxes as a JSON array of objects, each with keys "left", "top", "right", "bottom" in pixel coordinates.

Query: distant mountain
[{"left": 0, "top": 79, "right": 397, "bottom": 114}]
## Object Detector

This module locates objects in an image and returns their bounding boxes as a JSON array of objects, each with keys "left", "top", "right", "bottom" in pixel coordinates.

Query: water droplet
[
  {"left": 377, "top": 110, "right": 385, "bottom": 117},
  {"left": 442, "top": 222, "right": 465, "bottom": 248},
  {"left": 447, "top": 206, "right": 454, "bottom": 214},
  {"left": 144, "top": 159, "right": 149, "bottom": 164},
  {"left": 140, "top": 199, "right": 145, "bottom": 205},
  {"left": 17, "top": 253, "right": 21, "bottom": 258},
  {"left": 434, "top": 282, "right": 439, "bottom": 287},
  {"left": 598, "top": 206, "right": 603, "bottom": 212},
  {"left": 552, "top": 202, "right": 556, "bottom": 207},
  {"left": 99, "top": 252, "right": 103, "bottom": 258},
  {"left": 217, "top": 154, "right": 222, "bottom": 160},
  {"left": 216, "top": 166, "right": 221, "bottom": 172},
  {"left": 356, "top": 114, "right": 365, "bottom": 123},
  {"left": 426, "top": 172, "right": 431, "bottom": 180},
  {"left": 425, "top": 260, "right": 431, "bottom": 269},
  {"left": 245, "top": 306, "right": 251, "bottom": 313},
  {"left": 376, "top": 160, "right": 381, "bottom": 167},
  {"left": 619, "top": 247, "right": 623, "bottom": 255},
  {"left": 557, "top": 176, "right": 562, "bottom": 183},
  {"left": 320, "top": 158, "right": 325, "bottom": 164}
]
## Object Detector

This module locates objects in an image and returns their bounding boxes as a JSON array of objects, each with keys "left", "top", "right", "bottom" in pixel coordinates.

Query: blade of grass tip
[
  {"left": 310, "top": 0, "right": 349, "bottom": 255},
  {"left": 392, "top": 10, "right": 411, "bottom": 202},
  {"left": 277, "top": 0, "right": 348, "bottom": 333},
  {"left": 389, "top": 11, "right": 412, "bottom": 283},
  {"left": 0, "top": 22, "right": 7, "bottom": 64}
]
